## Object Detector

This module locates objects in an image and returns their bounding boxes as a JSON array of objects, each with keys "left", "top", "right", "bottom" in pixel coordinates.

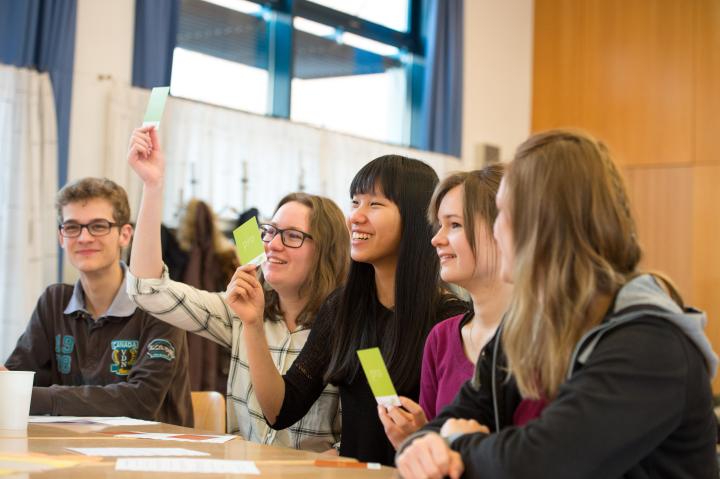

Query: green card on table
[
  {"left": 233, "top": 216, "right": 267, "bottom": 266},
  {"left": 357, "top": 347, "right": 402, "bottom": 408},
  {"left": 142, "top": 86, "right": 170, "bottom": 129}
]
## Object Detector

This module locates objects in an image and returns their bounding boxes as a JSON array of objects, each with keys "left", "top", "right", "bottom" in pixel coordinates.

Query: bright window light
[
  {"left": 293, "top": 17, "right": 336, "bottom": 38},
  {"left": 291, "top": 68, "right": 406, "bottom": 145},
  {"left": 307, "top": 0, "right": 408, "bottom": 32},
  {"left": 170, "top": 48, "right": 268, "bottom": 115},
  {"left": 202, "top": 0, "right": 262, "bottom": 15},
  {"left": 341, "top": 33, "right": 400, "bottom": 58}
]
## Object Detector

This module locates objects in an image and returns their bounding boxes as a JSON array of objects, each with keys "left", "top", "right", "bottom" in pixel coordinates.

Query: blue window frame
[{"left": 173, "top": 0, "right": 424, "bottom": 147}]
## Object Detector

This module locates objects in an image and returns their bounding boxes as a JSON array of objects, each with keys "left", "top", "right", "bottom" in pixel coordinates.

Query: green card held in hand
[
  {"left": 233, "top": 216, "right": 267, "bottom": 266},
  {"left": 357, "top": 347, "right": 401, "bottom": 408},
  {"left": 142, "top": 86, "right": 170, "bottom": 129}
]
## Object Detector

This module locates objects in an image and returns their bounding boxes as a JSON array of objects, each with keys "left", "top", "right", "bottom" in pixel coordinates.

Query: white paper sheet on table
[
  {"left": 116, "top": 458, "right": 260, "bottom": 474},
  {"left": 89, "top": 417, "right": 159, "bottom": 426},
  {"left": 67, "top": 447, "right": 209, "bottom": 457},
  {"left": 113, "top": 432, "right": 236, "bottom": 443},
  {"left": 29, "top": 416, "right": 159, "bottom": 426}
]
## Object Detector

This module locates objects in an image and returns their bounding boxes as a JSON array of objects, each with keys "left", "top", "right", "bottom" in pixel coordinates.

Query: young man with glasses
[{"left": 3, "top": 178, "right": 193, "bottom": 426}]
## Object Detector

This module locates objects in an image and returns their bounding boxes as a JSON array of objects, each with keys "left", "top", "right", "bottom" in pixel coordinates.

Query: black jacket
[{"left": 402, "top": 275, "right": 718, "bottom": 478}]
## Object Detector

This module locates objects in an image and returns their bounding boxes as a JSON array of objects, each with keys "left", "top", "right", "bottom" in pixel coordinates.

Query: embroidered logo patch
[
  {"left": 146, "top": 339, "right": 176, "bottom": 362},
  {"left": 55, "top": 334, "right": 75, "bottom": 374},
  {"left": 110, "top": 339, "right": 139, "bottom": 376}
]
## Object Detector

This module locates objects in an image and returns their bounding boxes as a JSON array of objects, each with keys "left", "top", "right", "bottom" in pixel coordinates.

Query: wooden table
[{"left": 0, "top": 422, "right": 397, "bottom": 478}]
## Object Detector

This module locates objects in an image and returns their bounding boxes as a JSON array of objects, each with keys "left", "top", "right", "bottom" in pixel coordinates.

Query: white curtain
[
  {"left": 104, "top": 84, "right": 459, "bottom": 225},
  {"left": 0, "top": 65, "right": 58, "bottom": 361}
]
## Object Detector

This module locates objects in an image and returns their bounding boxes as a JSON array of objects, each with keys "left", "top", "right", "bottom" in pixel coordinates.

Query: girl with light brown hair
[
  {"left": 126, "top": 126, "right": 349, "bottom": 452},
  {"left": 378, "top": 164, "right": 512, "bottom": 450},
  {"left": 396, "top": 129, "right": 718, "bottom": 478}
]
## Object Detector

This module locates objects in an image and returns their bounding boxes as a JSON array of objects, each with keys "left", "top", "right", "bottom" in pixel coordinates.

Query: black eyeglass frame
[
  {"left": 58, "top": 220, "right": 121, "bottom": 238},
  {"left": 259, "top": 223, "right": 313, "bottom": 248}
]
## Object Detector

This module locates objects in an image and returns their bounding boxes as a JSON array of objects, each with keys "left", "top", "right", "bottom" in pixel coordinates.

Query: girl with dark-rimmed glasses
[{"left": 126, "top": 126, "right": 350, "bottom": 452}]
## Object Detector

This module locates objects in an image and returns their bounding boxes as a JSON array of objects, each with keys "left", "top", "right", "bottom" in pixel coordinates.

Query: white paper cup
[{"left": 0, "top": 371, "right": 35, "bottom": 430}]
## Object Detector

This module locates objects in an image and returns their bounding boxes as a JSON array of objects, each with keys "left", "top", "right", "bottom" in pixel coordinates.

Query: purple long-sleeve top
[{"left": 419, "top": 313, "right": 476, "bottom": 420}]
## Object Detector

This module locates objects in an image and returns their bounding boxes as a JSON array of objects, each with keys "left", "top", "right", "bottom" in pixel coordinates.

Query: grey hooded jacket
[{"left": 400, "top": 275, "right": 718, "bottom": 478}]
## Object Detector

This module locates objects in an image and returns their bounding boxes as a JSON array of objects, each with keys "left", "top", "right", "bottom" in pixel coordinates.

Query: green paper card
[
  {"left": 142, "top": 86, "right": 170, "bottom": 129},
  {"left": 233, "top": 216, "right": 267, "bottom": 266},
  {"left": 357, "top": 347, "right": 401, "bottom": 408}
]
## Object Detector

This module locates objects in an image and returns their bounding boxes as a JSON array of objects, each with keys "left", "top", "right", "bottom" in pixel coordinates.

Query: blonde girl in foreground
[{"left": 396, "top": 130, "right": 718, "bottom": 479}]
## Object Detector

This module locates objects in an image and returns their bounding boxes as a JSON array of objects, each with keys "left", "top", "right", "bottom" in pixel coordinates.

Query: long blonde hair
[{"left": 502, "top": 130, "right": 642, "bottom": 399}]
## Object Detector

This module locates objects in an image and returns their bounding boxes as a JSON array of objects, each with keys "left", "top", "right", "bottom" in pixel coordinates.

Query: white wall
[
  {"left": 68, "top": 0, "right": 135, "bottom": 181},
  {"left": 64, "top": 0, "right": 135, "bottom": 282},
  {"left": 461, "top": 0, "right": 534, "bottom": 167}
]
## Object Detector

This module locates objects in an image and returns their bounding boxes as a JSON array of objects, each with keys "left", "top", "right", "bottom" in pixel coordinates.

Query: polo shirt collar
[{"left": 64, "top": 262, "right": 137, "bottom": 318}]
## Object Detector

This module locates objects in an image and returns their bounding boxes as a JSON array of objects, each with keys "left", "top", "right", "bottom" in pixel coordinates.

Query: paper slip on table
[{"left": 0, "top": 420, "right": 396, "bottom": 478}]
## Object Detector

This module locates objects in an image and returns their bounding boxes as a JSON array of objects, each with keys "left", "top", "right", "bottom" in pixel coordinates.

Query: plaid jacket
[{"left": 126, "top": 266, "right": 341, "bottom": 452}]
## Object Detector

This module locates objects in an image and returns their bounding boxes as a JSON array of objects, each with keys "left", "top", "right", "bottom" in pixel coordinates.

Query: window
[
  {"left": 171, "top": 48, "right": 268, "bottom": 114},
  {"left": 171, "top": 0, "right": 270, "bottom": 114},
  {"left": 171, "top": 0, "right": 422, "bottom": 146},
  {"left": 305, "top": 0, "right": 409, "bottom": 32},
  {"left": 291, "top": 17, "right": 408, "bottom": 144}
]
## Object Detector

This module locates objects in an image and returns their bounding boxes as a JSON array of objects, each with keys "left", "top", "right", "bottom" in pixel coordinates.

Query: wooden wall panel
[
  {"left": 581, "top": 0, "right": 694, "bottom": 167},
  {"left": 531, "top": 0, "right": 585, "bottom": 130},
  {"left": 533, "top": 0, "right": 720, "bottom": 390},
  {"left": 532, "top": 0, "right": 695, "bottom": 166},
  {"left": 623, "top": 167, "right": 693, "bottom": 299},
  {"left": 695, "top": 0, "right": 720, "bottom": 165},
  {"left": 693, "top": 165, "right": 720, "bottom": 391}
]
